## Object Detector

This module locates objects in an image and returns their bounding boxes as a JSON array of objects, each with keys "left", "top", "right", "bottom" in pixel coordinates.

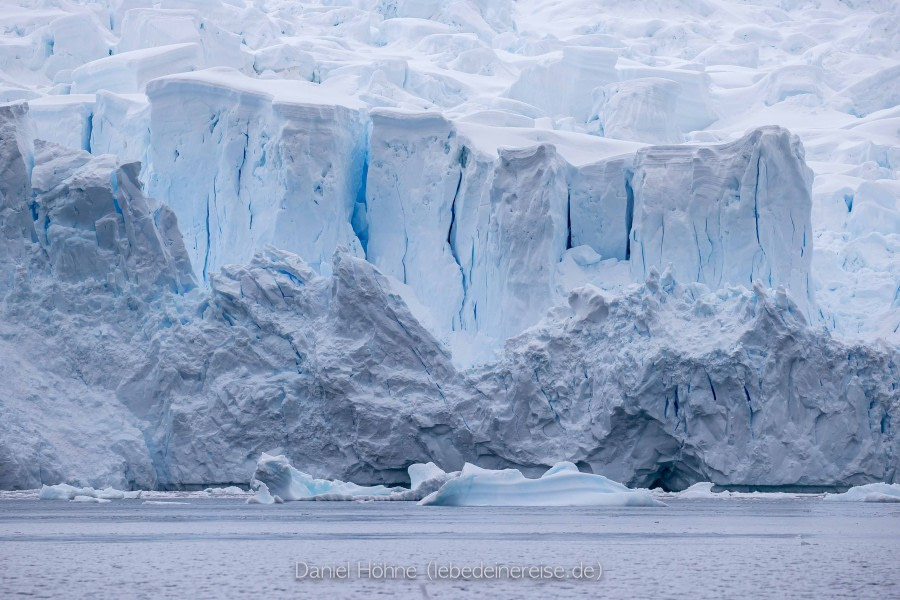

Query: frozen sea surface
[{"left": 1, "top": 497, "right": 898, "bottom": 599}]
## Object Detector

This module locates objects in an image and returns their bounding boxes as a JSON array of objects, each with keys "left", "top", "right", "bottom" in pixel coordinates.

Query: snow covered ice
[{"left": 0, "top": 0, "right": 897, "bottom": 499}]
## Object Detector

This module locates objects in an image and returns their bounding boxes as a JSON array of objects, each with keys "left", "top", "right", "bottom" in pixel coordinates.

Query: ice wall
[
  {"left": 365, "top": 110, "right": 465, "bottom": 331},
  {"left": 143, "top": 78, "right": 818, "bottom": 342},
  {"left": 0, "top": 102, "right": 35, "bottom": 294},
  {"left": 146, "top": 69, "right": 367, "bottom": 280},
  {"left": 629, "top": 126, "right": 815, "bottom": 318}
]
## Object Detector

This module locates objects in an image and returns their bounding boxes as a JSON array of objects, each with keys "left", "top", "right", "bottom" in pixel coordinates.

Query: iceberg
[
  {"left": 408, "top": 462, "right": 448, "bottom": 491},
  {"left": 71, "top": 496, "right": 111, "bottom": 503},
  {"left": 824, "top": 483, "right": 900, "bottom": 503},
  {"left": 250, "top": 453, "right": 399, "bottom": 502},
  {"left": 247, "top": 455, "right": 456, "bottom": 503},
  {"left": 40, "top": 483, "right": 141, "bottom": 500},
  {"left": 419, "top": 462, "right": 664, "bottom": 507}
]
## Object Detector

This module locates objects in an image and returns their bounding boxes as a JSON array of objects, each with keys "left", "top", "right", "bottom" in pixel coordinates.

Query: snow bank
[
  {"left": 419, "top": 462, "right": 664, "bottom": 507},
  {"left": 824, "top": 483, "right": 900, "bottom": 503}
]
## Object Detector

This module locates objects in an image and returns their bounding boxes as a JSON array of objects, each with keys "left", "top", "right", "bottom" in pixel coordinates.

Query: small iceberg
[
  {"left": 71, "top": 495, "right": 111, "bottom": 503},
  {"left": 247, "top": 453, "right": 400, "bottom": 504},
  {"left": 824, "top": 483, "right": 900, "bottom": 503},
  {"left": 39, "top": 483, "right": 142, "bottom": 501},
  {"left": 418, "top": 462, "right": 665, "bottom": 507}
]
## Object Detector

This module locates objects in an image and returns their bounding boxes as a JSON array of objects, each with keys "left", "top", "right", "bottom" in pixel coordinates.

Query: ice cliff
[{"left": 0, "top": 0, "right": 897, "bottom": 491}]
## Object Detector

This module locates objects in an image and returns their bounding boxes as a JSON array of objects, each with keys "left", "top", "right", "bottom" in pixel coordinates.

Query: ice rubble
[
  {"left": 419, "top": 462, "right": 664, "bottom": 507},
  {"left": 0, "top": 0, "right": 898, "bottom": 491}
]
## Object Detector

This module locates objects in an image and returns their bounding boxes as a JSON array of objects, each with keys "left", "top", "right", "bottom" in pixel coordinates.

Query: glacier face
[{"left": 0, "top": 0, "right": 898, "bottom": 490}]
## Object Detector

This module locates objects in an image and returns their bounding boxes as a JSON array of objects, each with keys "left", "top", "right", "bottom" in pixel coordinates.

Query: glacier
[{"left": 0, "top": 0, "right": 898, "bottom": 493}]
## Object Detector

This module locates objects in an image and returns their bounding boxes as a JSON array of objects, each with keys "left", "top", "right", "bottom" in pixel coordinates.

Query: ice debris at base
[
  {"left": 0, "top": 0, "right": 898, "bottom": 492},
  {"left": 419, "top": 462, "right": 664, "bottom": 507},
  {"left": 824, "top": 483, "right": 900, "bottom": 503},
  {"left": 39, "top": 484, "right": 141, "bottom": 501},
  {"left": 142, "top": 501, "right": 191, "bottom": 506}
]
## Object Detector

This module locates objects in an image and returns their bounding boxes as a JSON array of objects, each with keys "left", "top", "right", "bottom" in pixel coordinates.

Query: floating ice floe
[
  {"left": 419, "top": 462, "right": 665, "bottom": 507},
  {"left": 824, "top": 483, "right": 900, "bottom": 503},
  {"left": 39, "top": 483, "right": 142, "bottom": 501}
]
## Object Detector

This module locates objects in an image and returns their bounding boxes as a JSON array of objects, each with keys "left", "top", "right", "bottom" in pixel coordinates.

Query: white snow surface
[
  {"left": 0, "top": 0, "right": 898, "bottom": 491},
  {"left": 419, "top": 461, "right": 664, "bottom": 507}
]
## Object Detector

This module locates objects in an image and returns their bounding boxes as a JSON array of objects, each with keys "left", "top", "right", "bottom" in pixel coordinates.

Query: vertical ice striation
[
  {"left": 474, "top": 144, "right": 569, "bottom": 340},
  {"left": 364, "top": 109, "right": 465, "bottom": 331},
  {"left": 146, "top": 70, "right": 366, "bottom": 281},
  {"left": 0, "top": 102, "right": 35, "bottom": 294},
  {"left": 568, "top": 156, "right": 634, "bottom": 260},
  {"left": 629, "top": 126, "right": 815, "bottom": 317}
]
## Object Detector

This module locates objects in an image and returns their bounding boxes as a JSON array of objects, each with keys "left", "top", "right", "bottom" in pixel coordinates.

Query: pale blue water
[{"left": 1, "top": 497, "right": 898, "bottom": 599}]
